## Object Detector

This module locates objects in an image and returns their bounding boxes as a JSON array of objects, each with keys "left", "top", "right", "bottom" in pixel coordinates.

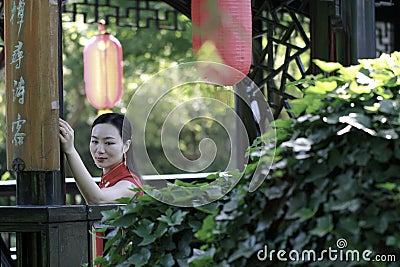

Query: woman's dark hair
[{"left": 92, "top": 113, "right": 141, "bottom": 178}]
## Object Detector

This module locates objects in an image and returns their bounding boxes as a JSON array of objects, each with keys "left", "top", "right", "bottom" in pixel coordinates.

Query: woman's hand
[{"left": 59, "top": 118, "right": 75, "bottom": 154}]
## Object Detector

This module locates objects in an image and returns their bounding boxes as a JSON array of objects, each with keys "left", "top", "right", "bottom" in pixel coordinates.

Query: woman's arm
[
  {"left": 96, "top": 180, "right": 138, "bottom": 204},
  {"left": 59, "top": 119, "right": 136, "bottom": 204}
]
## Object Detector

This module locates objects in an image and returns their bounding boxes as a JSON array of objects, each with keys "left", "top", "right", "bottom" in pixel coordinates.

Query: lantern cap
[{"left": 98, "top": 19, "right": 106, "bottom": 34}]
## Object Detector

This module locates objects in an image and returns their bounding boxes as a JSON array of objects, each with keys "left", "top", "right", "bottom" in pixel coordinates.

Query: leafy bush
[
  {"left": 95, "top": 195, "right": 210, "bottom": 266},
  {"left": 96, "top": 52, "right": 400, "bottom": 266}
]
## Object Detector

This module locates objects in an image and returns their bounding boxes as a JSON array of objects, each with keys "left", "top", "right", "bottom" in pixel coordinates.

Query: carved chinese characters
[
  {"left": 5, "top": 0, "right": 60, "bottom": 171},
  {"left": 9, "top": 0, "right": 27, "bottom": 147}
]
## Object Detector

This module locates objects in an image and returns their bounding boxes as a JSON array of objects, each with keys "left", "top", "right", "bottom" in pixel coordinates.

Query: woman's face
[{"left": 90, "top": 123, "right": 130, "bottom": 174}]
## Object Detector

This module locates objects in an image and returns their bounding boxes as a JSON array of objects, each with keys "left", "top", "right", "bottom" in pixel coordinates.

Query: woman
[{"left": 59, "top": 113, "right": 142, "bottom": 204}]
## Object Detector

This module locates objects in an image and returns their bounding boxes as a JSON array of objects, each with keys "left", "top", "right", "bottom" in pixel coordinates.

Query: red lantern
[
  {"left": 192, "top": 0, "right": 252, "bottom": 86},
  {"left": 83, "top": 23, "right": 123, "bottom": 110}
]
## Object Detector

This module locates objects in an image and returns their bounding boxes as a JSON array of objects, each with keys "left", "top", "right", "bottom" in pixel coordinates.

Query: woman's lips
[{"left": 96, "top": 157, "right": 106, "bottom": 163}]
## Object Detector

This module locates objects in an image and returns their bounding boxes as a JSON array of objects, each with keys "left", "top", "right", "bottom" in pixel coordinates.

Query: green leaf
[
  {"left": 305, "top": 97, "right": 326, "bottom": 114},
  {"left": 386, "top": 236, "right": 398, "bottom": 246},
  {"left": 159, "top": 253, "right": 175, "bottom": 266},
  {"left": 125, "top": 247, "right": 151, "bottom": 267},
  {"left": 370, "top": 140, "right": 393, "bottom": 161},
  {"left": 310, "top": 215, "right": 333, "bottom": 237},
  {"left": 153, "top": 222, "right": 168, "bottom": 238},
  {"left": 349, "top": 81, "right": 372, "bottom": 94},
  {"left": 285, "top": 84, "right": 304, "bottom": 98},
  {"left": 340, "top": 216, "right": 359, "bottom": 235},
  {"left": 294, "top": 207, "right": 318, "bottom": 221},
  {"left": 377, "top": 182, "right": 397, "bottom": 191},
  {"left": 228, "top": 236, "right": 262, "bottom": 262},
  {"left": 116, "top": 197, "right": 132, "bottom": 204},
  {"left": 377, "top": 129, "right": 399, "bottom": 140},
  {"left": 176, "top": 230, "right": 193, "bottom": 259},
  {"left": 274, "top": 118, "right": 294, "bottom": 129},
  {"left": 158, "top": 209, "right": 189, "bottom": 226},
  {"left": 188, "top": 248, "right": 216, "bottom": 267},
  {"left": 338, "top": 64, "right": 362, "bottom": 80},
  {"left": 376, "top": 212, "right": 390, "bottom": 234},
  {"left": 133, "top": 219, "right": 156, "bottom": 246},
  {"left": 174, "top": 179, "right": 208, "bottom": 187},
  {"left": 195, "top": 214, "right": 217, "bottom": 242},
  {"left": 379, "top": 100, "right": 399, "bottom": 114},
  {"left": 101, "top": 208, "right": 119, "bottom": 222},
  {"left": 263, "top": 180, "right": 288, "bottom": 200},
  {"left": 195, "top": 202, "right": 220, "bottom": 214},
  {"left": 113, "top": 213, "right": 137, "bottom": 227},
  {"left": 288, "top": 98, "right": 309, "bottom": 116},
  {"left": 305, "top": 80, "right": 337, "bottom": 94},
  {"left": 330, "top": 199, "right": 361, "bottom": 212},
  {"left": 318, "top": 80, "right": 338, "bottom": 92},
  {"left": 103, "top": 227, "right": 122, "bottom": 251},
  {"left": 313, "top": 59, "right": 343, "bottom": 72},
  {"left": 121, "top": 202, "right": 139, "bottom": 215}
]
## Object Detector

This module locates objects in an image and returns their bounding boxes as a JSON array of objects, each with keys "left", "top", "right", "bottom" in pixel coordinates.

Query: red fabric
[
  {"left": 98, "top": 162, "right": 143, "bottom": 196},
  {"left": 95, "top": 232, "right": 104, "bottom": 259},
  {"left": 96, "top": 162, "right": 143, "bottom": 266}
]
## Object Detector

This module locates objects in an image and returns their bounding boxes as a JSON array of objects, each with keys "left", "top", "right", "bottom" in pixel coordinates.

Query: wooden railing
[
  {"left": 0, "top": 173, "right": 212, "bottom": 205},
  {"left": 0, "top": 173, "right": 210, "bottom": 266},
  {"left": 0, "top": 204, "right": 118, "bottom": 266}
]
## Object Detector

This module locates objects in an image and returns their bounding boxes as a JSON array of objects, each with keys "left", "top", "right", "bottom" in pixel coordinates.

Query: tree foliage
[
  {"left": 61, "top": 14, "right": 194, "bottom": 178},
  {"left": 0, "top": 6, "right": 237, "bottom": 208},
  {"left": 96, "top": 52, "right": 400, "bottom": 266}
]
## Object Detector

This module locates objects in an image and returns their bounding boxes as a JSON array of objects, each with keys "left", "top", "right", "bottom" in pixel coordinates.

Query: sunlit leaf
[
  {"left": 377, "top": 182, "right": 397, "bottom": 191},
  {"left": 313, "top": 59, "right": 342, "bottom": 72},
  {"left": 349, "top": 81, "right": 372, "bottom": 94}
]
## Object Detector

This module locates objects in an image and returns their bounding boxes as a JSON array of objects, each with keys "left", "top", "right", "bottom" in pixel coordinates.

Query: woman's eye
[
  {"left": 91, "top": 140, "right": 98, "bottom": 144},
  {"left": 106, "top": 142, "right": 115, "bottom": 145}
]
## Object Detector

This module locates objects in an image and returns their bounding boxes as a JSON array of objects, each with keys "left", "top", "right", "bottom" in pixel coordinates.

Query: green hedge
[{"left": 95, "top": 52, "right": 400, "bottom": 267}]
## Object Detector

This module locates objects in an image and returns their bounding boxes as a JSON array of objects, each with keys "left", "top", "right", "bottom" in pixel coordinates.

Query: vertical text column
[{"left": 5, "top": 0, "right": 60, "bottom": 172}]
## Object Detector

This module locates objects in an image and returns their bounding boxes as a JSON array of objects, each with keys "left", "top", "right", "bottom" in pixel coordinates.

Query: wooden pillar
[
  {"left": 309, "top": 0, "right": 336, "bottom": 72},
  {"left": 4, "top": 1, "right": 65, "bottom": 266},
  {"left": 310, "top": 0, "right": 376, "bottom": 70},
  {"left": 345, "top": 0, "right": 376, "bottom": 64},
  {"left": 4, "top": 0, "right": 64, "bottom": 205}
]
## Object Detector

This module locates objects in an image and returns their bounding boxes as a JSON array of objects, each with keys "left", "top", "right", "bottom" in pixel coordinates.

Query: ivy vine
[{"left": 96, "top": 52, "right": 400, "bottom": 267}]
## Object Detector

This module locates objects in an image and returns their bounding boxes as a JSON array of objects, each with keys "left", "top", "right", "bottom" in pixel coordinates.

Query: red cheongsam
[
  {"left": 96, "top": 161, "right": 143, "bottom": 264},
  {"left": 98, "top": 161, "right": 143, "bottom": 193}
]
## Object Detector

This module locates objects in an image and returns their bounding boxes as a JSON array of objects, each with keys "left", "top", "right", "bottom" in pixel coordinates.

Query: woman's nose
[{"left": 97, "top": 143, "right": 105, "bottom": 153}]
